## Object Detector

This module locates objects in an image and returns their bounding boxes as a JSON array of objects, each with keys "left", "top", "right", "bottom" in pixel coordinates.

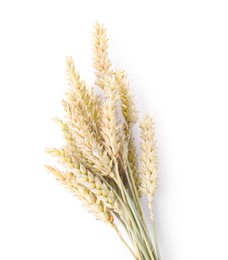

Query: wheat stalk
[{"left": 45, "top": 23, "right": 161, "bottom": 260}]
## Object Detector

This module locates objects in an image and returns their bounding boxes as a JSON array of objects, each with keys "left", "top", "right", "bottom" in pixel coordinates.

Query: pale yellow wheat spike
[
  {"left": 65, "top": 56, "right": 86, "bottom": 96},
  {"left": 46, "top": 149, "right": 119, "bottom": 213},
  {"left": 93, "top": 22, "right": 112, "bottom": 89},
  {"left": 114, "top": 70, "right": 138, "bottom": 129},
  {"left": 100, "top": 76, "right": 123, "bottom": 159},
  {"left": 53, "top": 118, "right": 94, "bottom": 169},
  {"left": 65, "top": 89, "right": 101, "bottom": 136},
  {"left": 65, "top": 57, "right": 101, "bottom": 134},
  {"left": 45, "top": 165, "right": 114, "bottom": 223},
  {"left": 114, "top": 70, "right": 139, "bottom": 191},
  {"left": 139, "top": 115, "right": 159, "bottom": 219},
  {"left": 63, "top": 100, "right": 113, "bottom": 176},
  {"left": 73, "top": 162, "right": 120, "bottom": 214},
  {"left": 62, "top": 97, "right": 100, "bottom": 143}
]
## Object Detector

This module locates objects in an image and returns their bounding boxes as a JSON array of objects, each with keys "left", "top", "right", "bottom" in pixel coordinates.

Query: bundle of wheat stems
[{"left": 46, "top": 23, "right": 161, "bottom": 260}]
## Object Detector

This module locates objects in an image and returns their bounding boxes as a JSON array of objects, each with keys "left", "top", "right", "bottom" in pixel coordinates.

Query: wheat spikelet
[
  {"left": 45, "top": 165, "right": 114, "bottom": 223},
  {"left": 93, "top": 22, "right": 112, "bottom": 89},
  {"left": 46, "top": 147, "right": 73, "bottom": 167},
  {"left": 139, "top": 115, "right": 159, "bottom": 217},
  {"left": 53, "top": 118, "right": 74, "bottom": 147}
]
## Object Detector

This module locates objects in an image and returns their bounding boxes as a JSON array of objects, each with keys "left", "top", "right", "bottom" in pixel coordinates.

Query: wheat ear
[
  {"left": 45, "top": 165, "right": 114, "bottom": 223},
  {"left": 46, "top": 147, "right": 120, "bottom": 214},
  {"left": 114, "top": 70, "right": 140, "bottom": 194},
  {"left": 63, "top": 98, "right": 113, "bottom": 176},
  {"left": 100, "top": 76, "right": 123, "bottom": 159},
  {"left": 53, "top": 118, "right": 95, "bottom": 169},
  {"left": 65, "top": 57, "right": 101, "bottom": 135},
  {"left": 139, "top": 115, "right": 159, "bottom": 219},
  {"left": 93, "top": 22, "right": 112, "bottom": 89}
]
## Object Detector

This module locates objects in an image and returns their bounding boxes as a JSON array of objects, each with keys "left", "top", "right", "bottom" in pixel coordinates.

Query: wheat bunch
[{"left": 46, "top": 22, "right": 161, "bottom": 260}]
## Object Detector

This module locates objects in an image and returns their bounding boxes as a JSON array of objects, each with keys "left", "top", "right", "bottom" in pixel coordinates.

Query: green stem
[
  {"left": 116, "top": 193, "right": 151, "bottom": 259},
  {"left": 150, "top": 208, "right": 161, "bottom": 260},
  {"left": 101, "top": 169, "right": 157, "bottom": 259},
  {"left": 124, "top": 190, "right": 155, "bottom": 260},
  {"left": 126, "top": 162, "right": 159, "bottom": 259},
  {"left": 112, "top": 224, "right": 137, "bottom": 259},
  {"left": 113, "top": 162, "right": 146, "bottom": 259},
  {"left": 103, "top": 177, "right": 150, "bottom": 259},
  {"left": 116, "top": 213, "right": 143, "bottom": 260},
  {"left": 120, "top": 215, "right": 151, "bottom": 260},
  {"left": 126, "top": 161, "right": 143, "bottom": 216},
  {"left": 123, "top": 163, "right": 155, "bottom": 258}
]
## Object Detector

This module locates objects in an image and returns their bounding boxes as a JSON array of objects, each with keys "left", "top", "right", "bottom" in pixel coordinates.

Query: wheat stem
[
  {"left": 104, "top": 176, "right": 151, "bottom": 259},
  {"left": 111, "top": 167, "right": 155, "bottom": 259},
  {"left": 150, "top": 208, "right": 161, "bottom": 260},
  {"left": 124, "top": 189, "right": 155, "bottom": 260},
  {"left": 112, "top": 224, "right": 137, "bottom": 259}
]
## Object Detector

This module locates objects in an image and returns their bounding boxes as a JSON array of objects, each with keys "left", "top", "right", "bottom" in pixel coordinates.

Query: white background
[{"left": 0, "top": 0, "right": 228, "bottom": 259}]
